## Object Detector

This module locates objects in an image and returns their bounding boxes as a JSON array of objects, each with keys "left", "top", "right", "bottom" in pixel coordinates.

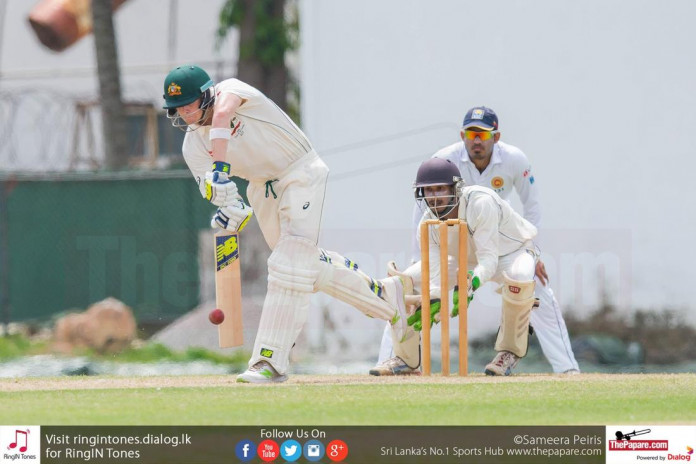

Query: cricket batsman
[{"left": 162, "top": 65, "right": 411, "bottom": 383}]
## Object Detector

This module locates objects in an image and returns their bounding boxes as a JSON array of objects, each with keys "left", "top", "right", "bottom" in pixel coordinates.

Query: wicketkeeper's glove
[
  {"left": 406, "top": 271, "right": 481, "bottom": 331},
  {"left": 466, "top": 270, "right": 480, "bottom": 307},
  {"left": 407, "top": 287, "right": 459, "bottom": 332}
]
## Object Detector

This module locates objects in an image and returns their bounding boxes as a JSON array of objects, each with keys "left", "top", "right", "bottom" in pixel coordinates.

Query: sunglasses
[{"left": 463, "top": 130, "right": 497, "bottom": 141}]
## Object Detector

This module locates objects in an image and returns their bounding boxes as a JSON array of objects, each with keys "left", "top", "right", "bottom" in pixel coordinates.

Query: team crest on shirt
[
  {"left": 491, "top": 176, "right": 504, "bottom": 189},
  {"left": 230, "top": 117, "right": 245, "bottom": 138},
  {"left": 167, "top": 82, "right": 182, "bottom": 96}
]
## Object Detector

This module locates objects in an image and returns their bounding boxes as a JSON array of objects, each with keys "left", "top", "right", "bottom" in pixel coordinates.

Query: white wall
[{"left": 300, "top": 0, "right": 696, "bottom": 323}]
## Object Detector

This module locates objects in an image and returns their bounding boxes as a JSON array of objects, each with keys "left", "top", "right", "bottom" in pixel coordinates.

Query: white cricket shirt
[
  {"left": 181, "top": 79, "right": 313, "bottom": 184},
  {"left": 419, "top": 185, "right": 538, "bottom": 284},
  {"left": 434, "top": 140, "right": 540, "bottom": 226}
]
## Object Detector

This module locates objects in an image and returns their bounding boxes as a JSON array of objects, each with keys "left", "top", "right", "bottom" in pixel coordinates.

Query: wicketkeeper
[{"left": 372, "top": 157, "right": 541, "bottom": 376}]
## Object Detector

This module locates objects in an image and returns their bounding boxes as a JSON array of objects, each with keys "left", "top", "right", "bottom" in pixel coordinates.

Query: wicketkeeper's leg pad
[
  {"left": 494, "top": 272, "right": 536, "bottom": 358},
  {"left": 391, "top": 325, "right": 420, "bottom": 368}
]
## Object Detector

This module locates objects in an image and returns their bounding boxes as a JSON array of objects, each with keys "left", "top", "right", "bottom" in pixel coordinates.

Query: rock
[{"left": 53, "top": 298, "right": 137, "bottom": 353}]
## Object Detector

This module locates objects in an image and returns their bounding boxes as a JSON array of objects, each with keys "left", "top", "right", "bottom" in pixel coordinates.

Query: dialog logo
[
  {"left": 303, "top": 439, "right": 325, "bottom": 462},
  {"left": 280, "top": 439, "right": 302, "bottom": 462},
  {"left": 235, "top": 439, "right": 256, "bottom": 462}
]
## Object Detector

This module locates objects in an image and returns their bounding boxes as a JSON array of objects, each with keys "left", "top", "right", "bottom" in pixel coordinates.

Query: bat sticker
[{"left": 216, "top": 234, "right": 239, "bottom": 271}]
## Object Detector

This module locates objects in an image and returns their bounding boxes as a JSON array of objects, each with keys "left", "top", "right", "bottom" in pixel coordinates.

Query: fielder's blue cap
[{"left": 462, "top": 106, "right": 498, "bottom": 130}]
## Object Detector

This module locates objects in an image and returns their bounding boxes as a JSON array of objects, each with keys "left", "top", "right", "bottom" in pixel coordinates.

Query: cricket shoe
[
  {"left": 369, "top": 356, "right": 421, "bottom": 376},
  {"left": 484, "top": 351, "right": 519, "bottom": 376},
  {"left": 381, "top": 275, "right": 413, "bottom": 343},
  {"left": 236, "top": 361, "right": 288, "bottom": 384}
]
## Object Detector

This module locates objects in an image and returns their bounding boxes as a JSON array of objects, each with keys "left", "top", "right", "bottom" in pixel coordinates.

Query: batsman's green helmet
[{"left": 162, "top": 65, "right": 214, "bottom": 109}]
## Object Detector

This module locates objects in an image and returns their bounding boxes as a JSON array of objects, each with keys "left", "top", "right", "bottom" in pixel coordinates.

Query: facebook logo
[{"left": 235, "top": 440, "right": 256, "bottom": 462}]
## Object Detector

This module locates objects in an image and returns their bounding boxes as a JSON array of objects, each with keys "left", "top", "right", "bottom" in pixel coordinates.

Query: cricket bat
[{"left": 215, "top": 230, "right": 244, "bottom": 347}]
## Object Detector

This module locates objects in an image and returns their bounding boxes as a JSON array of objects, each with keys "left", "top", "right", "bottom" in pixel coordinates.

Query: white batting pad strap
[
  {"left": 314, "top": 250, "right": 395, "bottom": 320},
  {"left": 249, "top": 286, "right": 310, "bottom": 374},
  {"left": 389, "top": 261, "right": 422, "bottom": 291},
  {"left": 267, "top": 236, "right": 322, "bottom": 292},
  {"left": 495, "top": 273, "right": 535, "bottom": 357}
]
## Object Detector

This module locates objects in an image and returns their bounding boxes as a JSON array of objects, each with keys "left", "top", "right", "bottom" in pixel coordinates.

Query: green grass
[
  {"left": 113, "top": 343, "right": 248, "bottom": 366},
  {"left": 0, "top": 334, "right": 247, "bottom": 367},
  {"left": 1, "top": 374, "right": 695, "bottom": 425},
  {"left": 0, "top": 334, "right": 46, "bottom": 359}
]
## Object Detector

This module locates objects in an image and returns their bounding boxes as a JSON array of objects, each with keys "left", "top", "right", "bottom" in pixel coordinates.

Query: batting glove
[
  {"left": 211, "top": 201, "right": 253, "bottom": 232},
  {"left": 201, "top": 162, "right": 239, "bottom": 206}
]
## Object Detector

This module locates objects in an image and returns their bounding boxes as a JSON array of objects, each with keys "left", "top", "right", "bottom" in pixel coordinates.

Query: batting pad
[
  {"left": 390, "top": 261, "right": 423, "bottom": 292},
  {"left": 314, "top": 250, "right": 396, "bottom": 321},
  {"left": 494, "top": 273, "right": 535, "bottom": 357},
  {"left": 251, "top": 236, "right": 321, "bottom": 374},
  {"left": 250, "top": 286, "right": 310, "bottom": 375},
  {"left": 267, "top": 235, "right": 322, "bottom": 292}
]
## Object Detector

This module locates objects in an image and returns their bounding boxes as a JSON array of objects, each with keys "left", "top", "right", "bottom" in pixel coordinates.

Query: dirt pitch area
[{"left": 1, "top": 373, "right": 684, "bottom": 392}]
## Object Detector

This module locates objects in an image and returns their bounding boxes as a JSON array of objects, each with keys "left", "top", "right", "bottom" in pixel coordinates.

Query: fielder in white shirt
[
  {"left": 373, "top": 106, "right": 579, "bottom": 375},
  {"left": 162, "top": 65, "right": 413, "bottom": 383}
]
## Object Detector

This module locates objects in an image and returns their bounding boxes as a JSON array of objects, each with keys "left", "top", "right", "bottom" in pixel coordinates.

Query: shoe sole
[
  {"left": 484, "top": 367, "right": 512, "bottom": 376},
  {"left": 368, "top": 369, "right": 422, "bottom": 377},
  {"left": 236, "top": 374, "right": 289, "bottom": 384}
]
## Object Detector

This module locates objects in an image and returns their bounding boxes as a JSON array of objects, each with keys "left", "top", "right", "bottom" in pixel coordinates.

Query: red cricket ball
[{"left": 209, "top": 308, "right": 225, "bottom": 325}]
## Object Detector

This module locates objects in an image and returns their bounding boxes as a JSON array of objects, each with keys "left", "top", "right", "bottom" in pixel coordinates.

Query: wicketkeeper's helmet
[{"left": 413, "top": 157, "right": 464, "bottom": 219}]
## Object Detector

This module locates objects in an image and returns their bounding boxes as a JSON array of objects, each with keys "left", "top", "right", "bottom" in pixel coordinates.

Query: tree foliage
[{"left": 216, "top": 0, "right": 299, "bottom": 119}]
